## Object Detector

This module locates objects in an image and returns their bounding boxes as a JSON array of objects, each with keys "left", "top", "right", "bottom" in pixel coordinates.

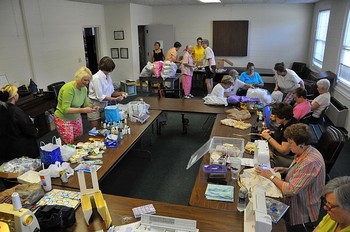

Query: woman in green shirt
[
  {"left": 314, "top": 176, "right": 350, "bottom": 232},
  {"left": 54, "top": 67, "right": 99, "bottom": 144}
]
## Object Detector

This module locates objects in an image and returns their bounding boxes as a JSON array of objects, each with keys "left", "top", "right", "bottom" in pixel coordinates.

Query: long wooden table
[{"left": 51, "top": 109, "right": 161, "bottom": 189}]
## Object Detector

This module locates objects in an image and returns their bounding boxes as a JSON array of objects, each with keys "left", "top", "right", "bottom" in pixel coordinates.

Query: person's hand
[
  {"left": 250, "top": 84, "right": 254, "bottom": 89},
  {"left": 83, "top": 106, "right": 95, "bottom": 113},
  {"left": 260, "top": 129, "right": 272, "bottom": 140},
  {"left": 255, "top": 167, "right": 273, "bottom": 179},
  {"left": 92, "top": 105, "right": 100, "bottom": 112},
  {"left": 273, "top": 167, "right": 288, "bottom": 174},
  {"left": 114, "top": 96, "right": 124, "bottom": 101}
]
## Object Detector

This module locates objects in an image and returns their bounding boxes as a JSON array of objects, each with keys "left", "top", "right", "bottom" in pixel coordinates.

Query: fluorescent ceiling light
[{"left": 199, "top": 0, "right": 221, "bottom": 3}]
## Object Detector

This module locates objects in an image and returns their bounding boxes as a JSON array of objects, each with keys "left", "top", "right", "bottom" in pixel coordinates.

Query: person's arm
[
  {"left": 311, "top": 100, "right": 320, "bottom": 111},
  {"left": 274, "top": 81, "right": 279, "bottom": 91},
  {"left": 61, "top": 87, "right": 96, "bottom": 114},
  {"left": 254, "top": 73, "right": 264, "bottom": 87},
  {"left": 13, "top": 107, "right": 38, "bottom": 137},
  {"left": 151, "top": 51, "right": 155, "bottom": 63},
  {"left": 261, "top": 130, "right": 291, "bottom": 155}
]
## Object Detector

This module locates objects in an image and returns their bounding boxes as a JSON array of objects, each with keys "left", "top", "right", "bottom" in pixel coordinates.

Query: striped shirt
[{"left": 282, "top": 146, "right": 325, "bottom": 225}]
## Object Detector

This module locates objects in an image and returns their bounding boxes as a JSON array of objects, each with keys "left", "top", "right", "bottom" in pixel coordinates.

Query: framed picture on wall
[
  {"left": 120, "top": 48, "right": 128, "bottom": 59},
  {"left": 111, "top": 48, "right": 119, "bottom": 59},
  {"left": 114, "top": 31, "right": 124, "bottom": 40}
]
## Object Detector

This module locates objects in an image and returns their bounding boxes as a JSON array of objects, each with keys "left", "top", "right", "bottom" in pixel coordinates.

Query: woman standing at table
[
  {"left": 193, "top": 37, "right": 205, "bottom": 65},
  {"left": 0, "top": 84, "right": 39, "bottom": 161},
  {"left": 150, "top": 41, "right": 164, "bottom": 62},
  {"left": 256, "top": 123, "right": 325, "bottom": 231},
  {"left": 181, "top": 45, "right": 195, "bottom": 99},
  {"left": 202, "top": 39, "right": 216, "bottom": 94},
  {"left": 88, "top": 56, "right": 127, "bottom": 128},
  {"left": 239, "top": 62, "right": 264, "bottom": 88},
  {"left": 54, "top": 67, "right": 99, "bottom": 144}
]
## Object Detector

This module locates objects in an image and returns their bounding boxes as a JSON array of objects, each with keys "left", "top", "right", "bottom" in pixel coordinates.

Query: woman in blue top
[{"left": 239, "top": 62, "right": 264, "bottom": 88}]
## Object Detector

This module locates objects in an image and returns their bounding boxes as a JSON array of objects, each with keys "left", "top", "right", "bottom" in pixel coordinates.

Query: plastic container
[
  {"left": 209, "top": 137, "right": 244, "bottom": 158},
  {"left": 237, "top": 186, "right": 247, "bottom": 212}
]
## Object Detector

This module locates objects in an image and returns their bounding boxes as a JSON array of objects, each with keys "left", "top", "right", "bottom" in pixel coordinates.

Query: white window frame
[
  {"left": 338, "top": 8, "right": 350, "bottom": 88},
  {"left": 312, "top": 10, "right": 330, "bottom": 69}
]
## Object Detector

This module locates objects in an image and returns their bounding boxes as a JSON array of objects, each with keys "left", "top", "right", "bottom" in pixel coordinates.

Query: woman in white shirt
[
  {"left": 211, "top": 75, "right": 235, "bottom": 98},
  {"left": 202, "top": 39, "right": 216, "bottom": 94},
  {"left": 310, "top": 79, "right": 331, "bottom": 123}
]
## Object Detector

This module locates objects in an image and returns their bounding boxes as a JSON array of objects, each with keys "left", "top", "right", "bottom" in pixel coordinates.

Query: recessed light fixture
[{"left": 199, "top": 0, "right": 221, "bottom": 3}]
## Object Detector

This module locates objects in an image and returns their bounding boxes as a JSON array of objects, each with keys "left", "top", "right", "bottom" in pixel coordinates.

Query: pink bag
[{"left": 152, "top": 61, "right": 163, "bottom": 77}]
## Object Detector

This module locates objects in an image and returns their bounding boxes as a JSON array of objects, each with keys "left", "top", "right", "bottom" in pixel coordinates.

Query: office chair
[
  {"left": 315, "top": 126, "right": 346, "bottom": 174},
  {"left": 310, "top": 106, "right": 329, "bottom": 125},
  {"left": 299, "top": 111, "right": 313, "bottom": 124},
  {"left": 47, "top": 81, "right": 65, "bottom": 98}
]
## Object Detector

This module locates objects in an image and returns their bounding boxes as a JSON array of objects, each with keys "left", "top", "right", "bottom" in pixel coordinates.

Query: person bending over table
[
  {"left": 0, "top": 84, "right": 39, "bottom": 162},
  {"left": 256, "top": 123, "right": 326, "bottom": 231},
  {"left": 261, "top": 103, "right": 298, "bottom": 167},
  {"left": 165, "top": 41, "right": 182, "bottom": 63},
  {"left": 210, "top": 75, "right": 234, "bottom": 98},
  {"left": 224, "top": 69, "right": 253, "bottom": 96},
  {"left": 293, "top": 87, "right": 311, "bottom": 120},
  {"left": 88, "top": 56, "right": 127, "bottom": 128},
  {"left": 310, "top": 79, "right": 331, "bottom": 124},
  {"left": 202, "top": 39, "right": 216, "bottom": 94},
  {"left": 314, "top": 176, "right": 350, "bottom": 232},
  {"left": 54, "top": 67, "right": 99, "bottom": 144},
  {"left": 272, "top": 62, "right": 304, "bottom": 105}
]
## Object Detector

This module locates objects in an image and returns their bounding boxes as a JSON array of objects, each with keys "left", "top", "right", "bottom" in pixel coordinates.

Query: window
[
  {"left": 312, "top": 10, "right": 330, "bottom": 68},
  {"left": 338, "top": 9, "right": 350, "bottom": 86}
]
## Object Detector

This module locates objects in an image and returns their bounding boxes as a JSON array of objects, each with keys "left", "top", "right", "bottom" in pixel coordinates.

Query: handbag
[
  {"left": 35, "top": 205, "right": 76, "bottom": 229},
  {"left": 40, "top": 137, "right": 62, "bottom": 167},
  {"left": 104, "top": 104, "right": 121, "bottom": 122}
]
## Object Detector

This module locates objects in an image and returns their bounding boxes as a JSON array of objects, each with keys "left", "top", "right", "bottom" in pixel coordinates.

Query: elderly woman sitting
[
  {"left": 310, "top": 79, "right": 331, "bottom": 123},
  {"left": 314, "top": 176, "right": 350, "bottom": 232},
  {"left": 257, "top": 123, "right": 325, "bottom": 231}
]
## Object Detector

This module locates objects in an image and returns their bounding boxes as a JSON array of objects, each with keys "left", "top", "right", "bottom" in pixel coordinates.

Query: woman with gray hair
[
  {"left": 313, "top": 176, "right": 350, "bottom": 231},
  {"left": 202, "top": 39, "right": 216, "bottom": 94},
  {"left": 224, "top": 69, "right": 253, "bottom": 96},
  {"left": 310, "top": 79, "right": 331, "bottom": 123}
]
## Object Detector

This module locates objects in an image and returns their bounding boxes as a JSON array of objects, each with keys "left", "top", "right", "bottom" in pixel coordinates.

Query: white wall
[
  {"left": 311, "top": 0, "right": 350, "bottom": 132},
  {"left": 152, "top": 4, "right": 313, "bottom": 69},
  {"left": 0, "top": 0, "right": 106, "bottom": 89}
]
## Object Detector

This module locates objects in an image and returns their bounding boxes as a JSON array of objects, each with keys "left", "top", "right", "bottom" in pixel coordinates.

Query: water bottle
[{"left": 237, "top": 186, "right": 247, "bottom": 212}]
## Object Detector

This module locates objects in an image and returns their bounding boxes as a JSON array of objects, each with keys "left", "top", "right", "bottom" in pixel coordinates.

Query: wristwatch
[{"left": 269, "top": 174, "right": 276, "bottom": 181}]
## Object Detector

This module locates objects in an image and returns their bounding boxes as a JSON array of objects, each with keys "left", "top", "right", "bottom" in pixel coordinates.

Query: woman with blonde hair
[
  {"left": 0, "top": 84, "right": 39, "bottom": 162},
  {"left": 54, "top": 67, "right": 99, "bottom": 144}
]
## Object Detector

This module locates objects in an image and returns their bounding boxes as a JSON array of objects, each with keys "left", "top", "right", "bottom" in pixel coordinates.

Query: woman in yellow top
[
  {"left": 193, "top": 37, "right": 205, "bottom": 65},
  {"left": 314, "top": 176, "right": 350, "bottom": 232}
]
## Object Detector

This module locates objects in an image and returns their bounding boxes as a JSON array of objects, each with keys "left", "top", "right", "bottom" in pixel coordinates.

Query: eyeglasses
[{"left": 323, "top": 198, "right": 339, "bottom": 211}]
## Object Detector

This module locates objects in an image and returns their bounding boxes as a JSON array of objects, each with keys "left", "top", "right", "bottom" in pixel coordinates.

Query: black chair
[
  {"left": 299, "top": 111, "right": 313, "bottom": 124},
  {"left": 315, "top": 126, "right": 346, "bottom": 174},
  {"left": 291, "top": 62, "right": 307, "bottom": 78},
  {"left": 310, "top": 106, "right": 329, "bottom": 126},
  {"left": 47, "top": 81, "right": 65, "bottom": 98}
]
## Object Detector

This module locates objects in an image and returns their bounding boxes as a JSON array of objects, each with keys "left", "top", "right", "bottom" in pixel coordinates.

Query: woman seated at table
[
  {"left": 54, "top": 67, "right": 99, "bottom": 144},
  {"left": 272, "top": 62, "right": 304, "bottom": 105},
  {"left": 224, "top": 69, "right": 253, "bottom": 96},
  {"left": 0, "top": 84, "right": 39, "bottom": 162},
  {"left": 239, "top": 62, "right": 264, "bottom": 90},
  {"left": 260, "top": 103, "right": 298, "bottom": 167},
  {"left": 256, "top": 123, "right": 326, "bottom": 231},
  {"left": 293, "top": 87, "right": 311, "bottom": 120},
  {"left": 310, "top": 79, "right": 331, "bottom": 124},
  {"left": 210, "top": 75, "right": 235, "bottom": 98},
  {"left": 314, "top": 176, "right": 350, "bottom": 232}
]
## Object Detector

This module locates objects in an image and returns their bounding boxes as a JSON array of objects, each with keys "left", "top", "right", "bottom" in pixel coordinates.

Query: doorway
[{"left": 83, "top": 27, "right": 100, "bottom": 74}]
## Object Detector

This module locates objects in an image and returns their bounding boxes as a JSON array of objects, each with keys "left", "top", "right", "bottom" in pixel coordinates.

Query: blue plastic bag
[
  {"left": 104, "top": 104, "right": 121, "bottom": 122},
  {"left": 40, "top": 142, "right": 62, "bottom": 167}
]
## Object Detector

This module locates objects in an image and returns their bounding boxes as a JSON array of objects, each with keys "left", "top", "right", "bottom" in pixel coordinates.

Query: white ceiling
[{"left": 67, "top": 0, "right": 320, "bottom": 6}]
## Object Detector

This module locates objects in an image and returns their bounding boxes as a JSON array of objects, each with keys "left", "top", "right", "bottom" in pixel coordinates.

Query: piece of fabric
[
  {"left": 54, "top": 115, "right": 83, "bottom": 145},
  {"left": 152, "top": 61, "right": 164, "bottom": 77},
  {"left": 54, "top": 81, "right": 91, "bottom": 121},
  {"left": 282, "top": 146, "right": 326, "bottom": 226}
]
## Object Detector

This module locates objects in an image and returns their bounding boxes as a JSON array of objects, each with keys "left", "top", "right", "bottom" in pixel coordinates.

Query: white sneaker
[
  {"left": 189, "top": 94, "right": 194, "bottom": 98},
  {"left": 184, "top": 95, "right": 191, "bottom": 99}
]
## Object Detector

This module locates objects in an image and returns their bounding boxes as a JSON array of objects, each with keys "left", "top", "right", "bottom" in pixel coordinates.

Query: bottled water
[{"left": 237, "top": 186, "right": 247, "bottom": 212}]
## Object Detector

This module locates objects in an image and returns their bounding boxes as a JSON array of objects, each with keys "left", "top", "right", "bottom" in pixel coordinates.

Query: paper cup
[{"left": 39, "top": 169, "right": 52, "bottom": 191}]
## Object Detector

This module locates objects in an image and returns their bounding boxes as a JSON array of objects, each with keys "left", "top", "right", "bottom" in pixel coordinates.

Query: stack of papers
[{"left": 205, "top": 184, "right": 234, "bottom": 202}]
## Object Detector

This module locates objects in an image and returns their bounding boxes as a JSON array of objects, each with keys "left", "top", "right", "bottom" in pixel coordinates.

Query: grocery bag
[
  {"left": 40, "top": 141, "right": 62, "bottom": 167},
  {"left": 105, "top": 104, "right": 121, "bottom": 122}
]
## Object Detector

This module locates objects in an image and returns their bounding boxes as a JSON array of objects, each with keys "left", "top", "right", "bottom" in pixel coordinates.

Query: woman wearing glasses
[
  {"left": 256, "top": 123, "right": 326, "bottom": 231},
  {"left": 314, "top": 176, "right": 350, "bottom": 232}
]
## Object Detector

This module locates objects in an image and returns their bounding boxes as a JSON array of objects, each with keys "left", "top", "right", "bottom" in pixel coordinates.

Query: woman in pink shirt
[
  {"left": 293, "top": 87, "right": 311, "bottom": 120},
  {"left": 181, "top": 45, "right": 195, "bottom": 99}
]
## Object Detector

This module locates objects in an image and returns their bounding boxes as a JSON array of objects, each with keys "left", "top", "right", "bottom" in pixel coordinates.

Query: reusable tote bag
[
  {"left": 104, "top": 104, "right": 121, "bottom": 123},
  {"left": 40, "top": 139, "right": 62, "bottom": 167}
]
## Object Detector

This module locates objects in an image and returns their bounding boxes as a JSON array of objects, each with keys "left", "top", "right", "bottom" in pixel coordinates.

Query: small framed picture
[
  {"left": 120, "top": 48, "right": 128, "bottom": 59},
  {"left": 111, "top": 48, "right": 119, "bottom": 59},
  {"left": 114, "top": 31, "right": 124, "bottom": 40}
]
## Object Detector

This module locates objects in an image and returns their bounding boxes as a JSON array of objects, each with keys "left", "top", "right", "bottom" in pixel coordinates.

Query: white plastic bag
[
  {"left": 203, "top": 95, "right": 228, "bottom": 106},
  {"left": 246, "top": 88, "right": 274, "bottom": 106},
  {"left": 271, "top": 90, "right": 283, "bottom": 103},
  {"left": 60, "top": 145, "right": 76, "bottom": 162},
  {"left": 140, "top": 62, "right": 153, "bottom": 77},
  {"left": 161, "top": 61, "right": 177, "bottom": 79}
]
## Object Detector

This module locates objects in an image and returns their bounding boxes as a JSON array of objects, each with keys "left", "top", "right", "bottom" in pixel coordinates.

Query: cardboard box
[
  {"left": 0, "top": 171, "right": 20, "bottom": 179},
  {"left": 215, "top": 59, "right": 234, "bottom": 69}
]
